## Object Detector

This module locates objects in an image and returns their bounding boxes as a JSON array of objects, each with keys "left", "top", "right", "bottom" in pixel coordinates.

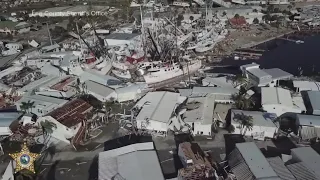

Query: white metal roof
[
  {"left": 263, "top": 68, "right": 293, "bottom": 80},
  {"left": 213, "top": 103, "right": 232, "bottom": 123},
  {"left": 292, "top": 80, "right": 320, "bottom": 91},
  {"left": 84, "top": 80, "right": 115, "bottom": 98},
  {"left": 240, "top": 63, "right": 260, "bottom": 70},
  {"left": 99, "top": 142, "right": 154, "bottom": 158},
  {"left": 15, "top": 95, "right": 68, "bottom": 111},
  {"left": 266, "top": 157, "right": 296, "bottom": 180},
  {"left": 0, "top": 82, "right": 9, "bottom": 92},
  {"left": 202, "top": 76, "right": 234, "bottom": 88},
  {"left": 19, "top": 75, "right": 59, "bottom": 92},
  {"left": 261, "top": 87, "right": 293, "bottom": 107},
  {"left": 115, "top": 83, "right": 148, "bottom": 94},
  {"left": 36, "top": 116, "right": 74, "bottom": 144},
  {"left": 296, "top": 114, "right": 320, "bottom": 127},
  {"left": 235, "top": 142, "right": 280, "bottom": 180},
  {"left": 0, "top": 112, "right": 22, "bottom": 127},
  {"left": 183, "top": 97, "right": 215, "bottom": 124},
  {"left": 292, "top": 96, "right": 306, "bottom": 112},
  {"left": 40, "top": 75, "right": 75, "bottom": 88},
  {"left": 231, "top": 109, "right": 277, "bottom": 127},
  {"left": 41, "top": 44, "right": 60, "bottom": 52},
  {"left": 79, "top": 69, "right": 122, "bottom": 87},
  {"left": 98, "top": 142, "right": 164, "bottom": 180},
  {"left": 178, "top": 87, "right": 238, "bottom": 97},
  {"left": 307, "top": 91, "right": 320, "bottom": 111},
  {"left": 247, "top": 68, "right": 271, "bottom": 79},
  {"left": 99, "top": 150, "right": 164, "bottom": 180},
  {"left": 135, "top": 91, "right": 186, "bottom": 123},
  {"left": 291, "top": 147, "right": 320, "bottom": 179}
]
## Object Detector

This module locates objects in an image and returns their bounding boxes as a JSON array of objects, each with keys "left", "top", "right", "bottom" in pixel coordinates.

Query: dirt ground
[{"left": 221, "top": 25, "right": 293, "bottom": 54}]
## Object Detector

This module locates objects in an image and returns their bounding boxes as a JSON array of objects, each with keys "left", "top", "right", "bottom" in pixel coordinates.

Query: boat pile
[{"left": 13, "top": 8, "right": 229, "bottom": 89}]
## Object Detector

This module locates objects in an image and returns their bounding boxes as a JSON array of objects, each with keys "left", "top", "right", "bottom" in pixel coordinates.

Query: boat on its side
[
  {"left": 143, "top": 60, "right": 202, "bottom": 84},
  {"left": 112, "top": 69, "right": 132, "bottom": 79}
]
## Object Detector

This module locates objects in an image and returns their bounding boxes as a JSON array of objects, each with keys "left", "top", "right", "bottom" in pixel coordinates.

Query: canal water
[{"left": 213, "top": 33, "right": 320, "bottom": 76}]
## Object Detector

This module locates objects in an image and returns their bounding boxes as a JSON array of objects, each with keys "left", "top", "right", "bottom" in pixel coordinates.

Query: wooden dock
[
  {"left": 234, "top": 51, "right": 263, "bottom": 57},
  {"left": 277, "top": 37, "right": 298, "bottom": 43}
]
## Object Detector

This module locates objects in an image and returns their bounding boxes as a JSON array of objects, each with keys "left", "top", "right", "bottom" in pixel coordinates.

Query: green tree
[
  {"left": 222, "top": 11, "right": 227, "bottom": 17},
  {"left": 267, "top": 5, "right": 274, "bottom": 12},
  {"left": 262, "top": 13, "right": 271, "bottom": 22},
  {"left": 234, "top": 14, "right": 240, "bottom": 19},
  {"left": 113, "top": 13, "right": 119, "bottom": 20},
  {"left": 226, "top": 74, "right": 247, "bottom": 87},
  {"left": 40, "top": 120, "right": 57, "bottom": 136},
  {"left": 177, "top": 14, "right": 184, "bottom": 21},
  {"left": 233, "top": 113, "right": 253, "bottom": 135},
  {"left": 14, "top": 169, "right": 35, "bottom": 180},
  {"left": 253, "top": 18, "right": 259, "bottom": 24},
  {"left": 20, "top": 102, "right": 28, "bottom": 113},
  {"left": 20, "top": 100, "right": 35, "bottom": 113},
  {"left": 231, "top": 87, "right": 254, "bottom": 110}
]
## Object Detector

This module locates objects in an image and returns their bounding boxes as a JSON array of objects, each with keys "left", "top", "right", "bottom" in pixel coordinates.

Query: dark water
[{"left": 212, "top": 34, "right": 320, "bottom": 76}]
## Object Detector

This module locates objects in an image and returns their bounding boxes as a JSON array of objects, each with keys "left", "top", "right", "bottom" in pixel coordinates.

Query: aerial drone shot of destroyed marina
[{"left": 2, "top": 0, "right": 320, "bottom": 179}]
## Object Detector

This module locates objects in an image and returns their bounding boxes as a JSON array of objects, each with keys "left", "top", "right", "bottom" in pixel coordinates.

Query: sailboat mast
[
  {"left": 140, "top": 5, "right": 146, "bottom": 56},
  {"left": 205, "top": 3, "right": 208, "bottom": 27},
  {"left": 76, "top": 22, "right": 83, "bottom": 56},
  {"left": 46, "top": 23, "right": 52, "bottom": 45}
]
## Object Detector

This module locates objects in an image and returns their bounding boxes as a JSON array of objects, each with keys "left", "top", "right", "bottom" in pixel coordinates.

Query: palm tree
[
  {"left": 231, "top": 90, "right": 254, "bottom": 110},
  {"left": 40, "top": 120, "right": 57, "bottom": 136},
  {"left": 40, "top": 120, "right": 57, "bottom": 152},
  {"left": 222, "top": 11, "right": 227, "bottom": 17},
  {"left": 233, "top": 113, "right": 253, "bottom": 135},
  {"left": 226, "top": 74, "right": 247, "bottom": 87},
  {"left": 105, "top": 97, "right": 115, "bottom": 113},
  {"left": 27, "top": 100, "right": 35, "bottom": 113},
  {"left": 34, "top": 120, "right": 57, "bottom": 172},
  {"left": 253, "top": 18, "right": 259, "bottom": 24},
  {"left": 20, "top": 102, "right": 28, "bottom": 113},
  {"left": 14, "top": 169, "right": 35, "bottom": 180},
  {"left": 20, "top": 100, "right": 35, "bottom": 113}
]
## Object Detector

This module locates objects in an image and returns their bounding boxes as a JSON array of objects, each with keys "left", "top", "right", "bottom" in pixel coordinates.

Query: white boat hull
[
  {"left": 112, "top": 70, "right": 132, "bottom": 79},
  {"left": 195, "top": 43, "right": 216, "bottom": 53},
  {"left": 98, "top": 62, "right": 112, "bottom": 75},
  {"left": 112, "top": 61, "right": 128, "bottom": 71},
  {"left": 143, "top": 60, "right": 202, "bottom": 84}
]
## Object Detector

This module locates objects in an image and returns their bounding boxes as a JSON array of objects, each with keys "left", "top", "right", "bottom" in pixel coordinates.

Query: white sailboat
[
  {"left": 112, "top": 69, "right": 132, "bottom": 79},
  {"left": 195, "top": 42, "right": 216, "bottom": 53},
  {"left": 143, "top": 60, "right": 202, "bottom": 84}
]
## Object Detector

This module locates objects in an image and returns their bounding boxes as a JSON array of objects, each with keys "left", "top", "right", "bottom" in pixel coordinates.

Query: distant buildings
[
  {"left": 0, "top": 21, "right": 30, "bottom": 35},
  {"left": 29, "top": 5, "right": 110, "bottom": 17}
]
